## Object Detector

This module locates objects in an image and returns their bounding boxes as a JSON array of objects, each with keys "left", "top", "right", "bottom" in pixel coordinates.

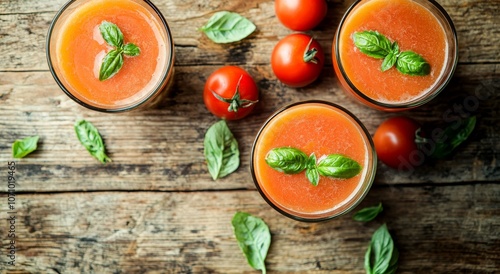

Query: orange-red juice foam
[
  {"left": 253, "top": 103, "right": 369, "bottom": 214},
  {"left": 339, "top": 0, "right": 447, "bottom": 103},
  {"left": 56, "top": 0, "right": 168, "bottom": 107}
]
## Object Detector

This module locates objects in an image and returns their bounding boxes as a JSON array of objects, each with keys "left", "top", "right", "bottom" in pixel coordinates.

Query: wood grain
[
  {"left": 0, "top": 0, "right": 499, "bottom": 272},
  {"left": 0, "top": 64, "right": 498, "bottom": 192},
  {"left": 0, "top": 0, "right": 499, "bottom": 71},
  {"left": 0, "top": 184, "right": 498, "bottom": 273}
]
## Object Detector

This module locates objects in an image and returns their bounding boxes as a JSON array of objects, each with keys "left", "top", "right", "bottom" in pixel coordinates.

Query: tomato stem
[
  {"left": 303, "top": 37, "right": 319, "bottom": 64},
  {"left": 210, "top": 75, "right": 259, "bottom": 113}
]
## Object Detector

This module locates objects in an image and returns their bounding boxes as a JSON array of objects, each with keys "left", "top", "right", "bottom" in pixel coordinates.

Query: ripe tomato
[
  {"left": 373, "top": 116, "right": 422, "bottom": 170},
  {"left": 275, "top": 0, "right": 327, "bottom": 31},
  {"left": 203, "top": 66, "right": 259, "bottom": 120},
  {"left": 271, "top": 33, "right": 325, "bottom": 88}
]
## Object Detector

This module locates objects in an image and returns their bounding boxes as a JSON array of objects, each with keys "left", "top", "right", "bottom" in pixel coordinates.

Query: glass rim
[
  {"left": 250, "top": 100, "right": 377, "bottom": 222},
  {"left": 46, "top": 0, "right": 175, "bottom": 113},
  {"left": 334, "top": 0, "right": 459, "bottom": 110}
]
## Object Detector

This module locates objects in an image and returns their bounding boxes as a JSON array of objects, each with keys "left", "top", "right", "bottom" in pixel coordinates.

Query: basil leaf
[
  {"left": 12, "top": 135, "right": 39, "bottom": 158},
  {"left": 99, "top": 21, "right": 123, "bottom": 48},
  {"left": 317, "top": 154, "right": 362, "bottom": 179},
  {"left": 353, "top": 31, "right": 393, "bottom": 59},
  {"left": 232, "top": 212, "right": 270, "bottom": 274},
  {"left": 353, "top": 202, "right": 383, "bottom": 222},
  {"left": 204, "top": 120, "right": 239, "bottom": 180},
  {"left": 431, "top": 116, "right": 476, "bottom": 159},
  {"left": 200, "top": 11, "right": 256, "bottom": 43},
  {"left": 305, "top": 153, "right": 320, "bottom": 186},
  {"left": 396, "top": 51, "right": 430, "bottom": 76},
  {"left": 381, "top": 42, "right": 399, "bottom": 72},
  {"left": 123, "top": 43, "right": 140, "bottom": 57},
  {"left": 265, "top": 147, "right": 308, "bottom": 174},
  {"left": 365, "top": 224, "right": 398, "bottom": 274},
  {"left": 74, "top": 120, "right": 111, "bottom": 164},
  {"left": 99, "top": 49, "right": 124, "bottom": 81}
]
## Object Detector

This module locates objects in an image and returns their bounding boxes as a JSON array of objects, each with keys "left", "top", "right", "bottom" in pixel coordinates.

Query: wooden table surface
[{"left": 1, "top": 0, "right": 499, "bottom": 273}]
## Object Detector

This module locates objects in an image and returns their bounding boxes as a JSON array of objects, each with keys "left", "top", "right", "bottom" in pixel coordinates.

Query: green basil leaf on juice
[
  {"left": 353, "top": 31, "right": 393, "bottom": 59},
  {"left": 99, "top": 49, "right": 124, "bottom": 81},
  {"left": 200, "top": 11, "right": 256, "bottom": 43},
  {"left": 317, "top": 154, "right": 362, "bottom": 179},
  {"left": 265, "top": 147, "right": 308, "bottom": 174},
  {"left": 99, "top": 21, "right": 124, "bottom": 48},
  {"left": 204, "top": 120, "right": 240, "bottom": 180},
  {"left": 12, "top": 135, "right": 39, "bottom": 158},
  {"left": 305, "top": 153, "right": 320, "bottom": 186},
  {"left": 232, "top": 212, "right": 271, "bottom": 274},
  {"left": 123, "top": 43, "right": 141, "bottom": 57},
  {"left": 396, "top": 51, "right": 430, "bottom": 76},
  {"left": 75, "top": 120, "right": 111, "bottom": 164},
  {"left": 365, "top": 224, "right": 399, "bottom": 274},
  {"left": 431, "top": 116, "right": 476, "bottom": 159},
  {"left": 381, "top": 43, "right": 399, "bottom": 72},
  {"left": 353, "top": 202, "right": 383, "bottom": 222}
]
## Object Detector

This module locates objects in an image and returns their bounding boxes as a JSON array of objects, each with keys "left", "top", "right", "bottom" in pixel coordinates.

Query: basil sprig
[
  {"left": 232, "top": 212, "right": 271, "bottom": 274},
  {"left": 365, "top": 224, "right": 399, "bottom": 274},
  {"left": 200, "top": 11, "right": 256, "bottom": 43},
  {"left": 265, "top": 147, "right": 362, "bottom": 186},
  {"left": 12, "top": 135, "right": 39, "bottom": 158},
  {"left": 353, "top": 30, "right": 430, "bottom": 76},
  {"left": 417, "top": 116, "right": 477, "bottom": 159},
  {"left": 98, "top": 21, "right": 140, "bottom": 81},
  {"left": 74, "top": 120, "right": 111, "bottom": 164},
  {"left": 204, "top": 120, "right": 240, "bottom": 180},
  {"left": 353, "top": 202, "right": 383, "bottom": 222}
]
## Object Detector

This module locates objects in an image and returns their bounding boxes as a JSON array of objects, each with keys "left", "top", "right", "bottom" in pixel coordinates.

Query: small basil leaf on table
[
  {"left": 431, "top": 116, "right": 476, "bottom": 159},
  {"left": 12, "top": 135, "right": 39, "bottom": 158},
  {"left": 200, "top": 11, "right": 256, "bottom": 43},
  {"left": 74, "top": 120, "right": 111, "bottom": 164},
  {"left": 317, "top": 154, "right": 362, "bottom": 179},
  {"left": 204, "top": 120, "right": 239, "bottom": 180},
  {"left": 265, "top": 147, "right": 308, "bottom": 174},
  {"left": 365, "top": 224, "right": 399, "bottom": 274},
  {"left": 232, "top": 212, "right": 271, "bottom": 274},
  {"left": 353, "top": 202, "right": 383, "bottom": 222}
]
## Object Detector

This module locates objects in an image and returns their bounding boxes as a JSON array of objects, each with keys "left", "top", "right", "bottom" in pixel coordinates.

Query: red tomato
[
  {"left": 373, "top": 116, "right": 423, "bottom": 170},
  {"left": 203, "top": 66, "right": 259, "bottom": 120},
  {"left": 275, "top": 0, "right": 328, "bottom": 31},
  {"left": 271, "top": 33, "right": 325, "bottom": 88}
]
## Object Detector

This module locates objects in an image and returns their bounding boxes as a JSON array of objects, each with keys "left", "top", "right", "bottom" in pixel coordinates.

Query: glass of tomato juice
[
  {"left": 333, "top": 0, "right": 458, "bottom": 111},
  {"left": 251, "top": 101, "right": 377, "bottom": 222},
  {"left": 47, "top": 0, "right": 174, "bottom": 112}
]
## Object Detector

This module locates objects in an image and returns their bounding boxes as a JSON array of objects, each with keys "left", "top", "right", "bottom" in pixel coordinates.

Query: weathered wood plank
[
  {"left": 0, "top": 0, "right": 498, "bottom": 71},
  {"left": 0, "top": 184, "right": 498, "bottom": 273},
  {"left": 0, "top": 64, "right": 498, "bottom": 192}
]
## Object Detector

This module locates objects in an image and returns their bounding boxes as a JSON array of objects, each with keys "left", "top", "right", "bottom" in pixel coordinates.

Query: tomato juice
[
  {"left": 333, "top": 0, "right": 457, "bottom": 111},
  {"left": 251, "top": 101, "right": 376, "bottom": 221},
  {"left": 47, "top": 0, "right": 174, "bottom": 112}
]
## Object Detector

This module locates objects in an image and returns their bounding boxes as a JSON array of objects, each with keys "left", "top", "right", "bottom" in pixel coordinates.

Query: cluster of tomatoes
[
  {"left": 203, "top": 0, "right": 432, "bottom": 170},
  {"left": 203, "top": 0, "right": 328, "bottom": 120}
]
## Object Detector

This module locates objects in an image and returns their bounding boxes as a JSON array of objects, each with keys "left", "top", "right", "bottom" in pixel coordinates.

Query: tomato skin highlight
[
  {"left": 203, "top": 66, "right": 259, "bottom": 120},
  {"left": 271, "top": 33, "right": 325, "bottom": 88},
  {"left": 275, "top": 0, "right": 328, "bottom": 31},
  {"left": 373, "top": 116, "right": 421, "bottom": 169}
]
